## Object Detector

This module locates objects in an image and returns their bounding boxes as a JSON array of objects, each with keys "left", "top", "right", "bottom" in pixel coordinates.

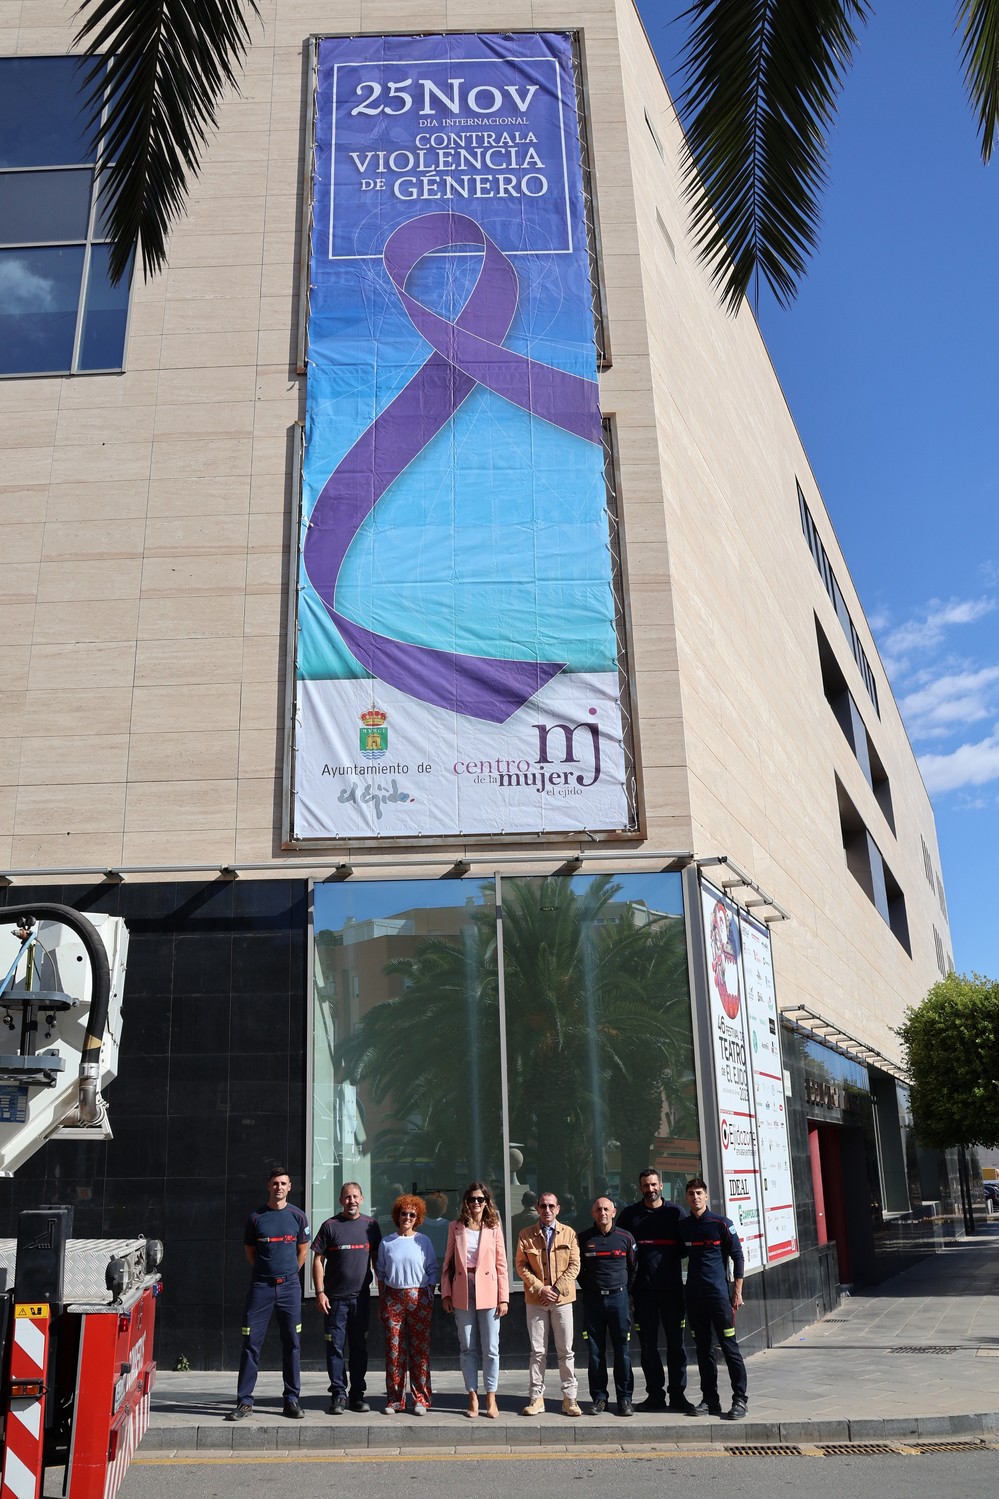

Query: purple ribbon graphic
[{"left": 303, "top": 211, "right": 602, "bottom": 724}]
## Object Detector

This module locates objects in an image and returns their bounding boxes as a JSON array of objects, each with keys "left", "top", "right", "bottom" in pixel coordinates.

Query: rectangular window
[
  {"left": 816, "top": 620, "right": 894, "bottom": 831},
  {"left": 933, "top": 926, "right": 946, "bottom": 977},
  {"left": 644, "top": 107, "right": 664, "bottom": 158},
  {"left": 935, "top": 870, "right": 948, "bottom": 922},
  {"left": 309, "top": 871, "right": 699, "bottom": 1240},
  {"left": 871, "top": 1073, "right": 911, "bottom": 1215},
  {"left": 0, "top": 56, "right": 132, "bottom": 377},
  {"left": 836, "top": 778, "right": 910, "bottom": 953},
  {"left": 799, "top": 484, "right": 879, "bottom": 716},
  {"left": 655, "top": 210, "right": 676, "bottom": 260},
  {"left": 920, "top": 835, "right": 935, "bottom": 888}
]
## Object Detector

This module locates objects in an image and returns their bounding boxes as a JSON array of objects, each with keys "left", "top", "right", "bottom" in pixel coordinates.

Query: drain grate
[
  {"left": 819, "top": 1443, "right": 900, "bottom": 1456},
  {"left": 724, "top": 1445, "right": 802, "bottom": 1457},
  {"left": 890, "top": 1345, "right": 959, "bottom": 1354},
  {"left": 822, "top": 1317, "right": 851, "bottom": 1322},
  {"left": 911, "top": 1439, "right": 986, "bottom": 1453}
]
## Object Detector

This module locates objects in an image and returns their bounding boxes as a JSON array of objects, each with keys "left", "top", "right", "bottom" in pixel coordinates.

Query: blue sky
[{"left": 641, "top": 1, "right": 998, "bottom": 982}]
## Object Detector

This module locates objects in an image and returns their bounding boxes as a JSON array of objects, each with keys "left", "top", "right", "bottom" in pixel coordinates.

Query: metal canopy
[{"left": 781, "top": 1002, "right": 908, "bottom": 1082}]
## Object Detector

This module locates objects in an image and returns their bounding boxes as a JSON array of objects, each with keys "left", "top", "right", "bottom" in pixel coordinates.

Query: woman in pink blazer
[{"left": 440, "top": 1180, "right": 510, "bottom": 1417}]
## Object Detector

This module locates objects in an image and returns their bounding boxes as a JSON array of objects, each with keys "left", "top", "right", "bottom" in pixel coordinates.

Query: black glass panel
[{"left": 0, "top": 877, "right": 309, "bottom": 1374}]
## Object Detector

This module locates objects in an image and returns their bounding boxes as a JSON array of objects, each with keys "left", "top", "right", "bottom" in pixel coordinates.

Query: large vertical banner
[
  {"left": 293, "top": 33, "right": 631, "bottom": 840},
  {"left": 740, "top": 914, "right": 797, "bottom": 1264},
  {"left": 701, "top": 881, "right": 765, "bottom": 1270}
]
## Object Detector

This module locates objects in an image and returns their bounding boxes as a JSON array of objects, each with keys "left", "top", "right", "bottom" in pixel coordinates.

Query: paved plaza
[{"left": 140, "top": 1220, "right": 999, "bottom": 1450}]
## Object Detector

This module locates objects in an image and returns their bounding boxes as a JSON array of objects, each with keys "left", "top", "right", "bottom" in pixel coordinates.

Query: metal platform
[{"left": 0, "top": 1236, "right": 147, "bottom": 1305}]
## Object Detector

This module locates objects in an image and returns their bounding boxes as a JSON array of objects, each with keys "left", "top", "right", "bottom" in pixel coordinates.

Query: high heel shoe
[
  {"left": 465, "top": 1392, "right": 479, "bottom": 1418},
  {"left": 484, "top": 1393, "right": 499, "bottom": 1419}
]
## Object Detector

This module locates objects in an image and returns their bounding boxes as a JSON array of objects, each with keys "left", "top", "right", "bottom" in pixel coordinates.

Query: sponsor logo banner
[
  {"left": 700, "top": 879, "right": 798, "bottom": 1270},
  {"left": 294, "top": 31, "right": 630, "bottom": 839},
  {"left": 740, "top": 912, "right": 797, "bottom": 1264},
  {"left": 701, "top": 881, "right": 765, "bottom": 1271}
]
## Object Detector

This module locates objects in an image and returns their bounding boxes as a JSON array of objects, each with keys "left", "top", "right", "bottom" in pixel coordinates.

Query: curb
[{"left": 139, "top": 1410, "right": 999, "bottom": 1452}]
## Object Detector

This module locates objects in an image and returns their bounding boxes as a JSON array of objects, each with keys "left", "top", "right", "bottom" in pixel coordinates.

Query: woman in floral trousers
[{"left": 375, "top": 1194, "right": 438, "bottom": 1413}]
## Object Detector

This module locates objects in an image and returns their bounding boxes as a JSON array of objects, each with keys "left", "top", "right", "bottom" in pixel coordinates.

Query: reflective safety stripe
[
  {"left": 241, "top": 1327, "right": 251, "bottom": 1336},
  {"left": 325, "top": 1334, "right": 332, "bottom": 1342},
  {"left": 296, "top": 1324, "right": 302, "bottom": 1333},
  {"left": 722, "top": 1327, "right": 735, "bottom": 1337}
]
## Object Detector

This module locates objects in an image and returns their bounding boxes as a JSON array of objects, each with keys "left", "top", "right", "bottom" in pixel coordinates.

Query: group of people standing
[{"left": 226, "top": 1166, "right": 748, "bottom": 1423}]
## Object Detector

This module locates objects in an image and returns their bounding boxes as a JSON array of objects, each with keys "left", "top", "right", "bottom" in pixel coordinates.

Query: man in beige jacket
[{"left": 515, "top": 1191, "right": 582, "bottom": 1416}]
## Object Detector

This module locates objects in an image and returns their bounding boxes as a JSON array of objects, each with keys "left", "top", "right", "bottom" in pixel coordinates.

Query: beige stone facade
[{"left": 0, "top": 0, "right": 949, "bottom": 1072}]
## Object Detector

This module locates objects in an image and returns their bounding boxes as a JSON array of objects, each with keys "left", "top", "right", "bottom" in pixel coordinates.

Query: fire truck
[{"left": 0, "top": 905, "right": 160, "bottom": 1499}]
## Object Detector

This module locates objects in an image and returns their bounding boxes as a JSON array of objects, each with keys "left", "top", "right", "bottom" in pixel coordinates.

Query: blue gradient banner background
[{"left": 293, "top": 32, "right": 631, "bottom": 839}]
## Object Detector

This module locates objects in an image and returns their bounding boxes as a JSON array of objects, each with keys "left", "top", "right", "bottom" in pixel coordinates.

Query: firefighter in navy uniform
[
  {"left": 681, "top": 1177, "right": 748, "bottom": 1421},
  {"left": 618, "top": 1168, "right": 694, "bottom": 1412},
  {"left": 312, "top": 1181, "right": 382, "bottom": 1415},
  {"left": 227, "top": 1166, "right": 311, "bottom": 1421},
  {"left": 577, "top": 1197, "right": 637, "bottom": 1416}
]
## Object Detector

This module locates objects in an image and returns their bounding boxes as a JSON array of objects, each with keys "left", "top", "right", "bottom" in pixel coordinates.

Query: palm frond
[
  {"left": 677, "top": 0, "right": 870, "bottom": 310},
  {"left": 73, "top": 0, "right": 259, "bottom": 283},
  {"left": 958, "top": 0, "right": 999, "bottom": 162}
]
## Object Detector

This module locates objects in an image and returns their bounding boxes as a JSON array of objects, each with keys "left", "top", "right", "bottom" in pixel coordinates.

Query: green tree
[
  {"left": 74, "top": 2, "right": 999, "bottom": 302},
  {"left": 897, "top": 971, "right": 999, "bottom": 1149}
]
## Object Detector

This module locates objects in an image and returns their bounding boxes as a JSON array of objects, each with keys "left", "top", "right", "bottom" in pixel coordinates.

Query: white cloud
[
  {"left": 919, "top": 727, "right": 999, "bottom": 794},
  {"left": 878, "top": 595, "right": 995, "bottom": 676},
  {"left": 900, "top": 666, "right": 999, "bottom": 739},
  {"left": 955, "top": 793, "right": 995, "bottom": 811},
  {"left": 0, "top": 257, "right": 55, "bottom": 314}
]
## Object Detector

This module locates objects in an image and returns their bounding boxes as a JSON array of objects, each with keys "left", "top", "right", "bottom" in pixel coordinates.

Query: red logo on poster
[{"left": 709, "top": 900, "right": 741, "bottom": 1020}]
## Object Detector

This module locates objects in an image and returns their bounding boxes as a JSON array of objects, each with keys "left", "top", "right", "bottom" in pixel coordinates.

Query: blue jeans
[
  {"left": 324, "top": 1293, "right": 370, "bottom": 1401},
  {"left": 453, "top": 1279, "right": 501, "bottom": 1393},
  {"left": 236, "top": 1277, "right": 301, "bottom": 1405},
  {"left": 582, "top": 1288, "right": 633, "bottom": 1402}
]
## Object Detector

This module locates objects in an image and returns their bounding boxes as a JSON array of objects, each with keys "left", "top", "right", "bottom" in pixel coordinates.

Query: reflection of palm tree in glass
[
  {"left": 336, "top": 918, "right": 502, "bottom": 1187},
  {"left": 501, "top": 877, "right": 697, "bottom": 1198},
  {"left": 336, "top": 876, "right": 697, "bottom": 1202}
]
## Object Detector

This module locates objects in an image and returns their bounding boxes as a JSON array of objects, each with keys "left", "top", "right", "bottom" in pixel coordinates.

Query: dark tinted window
[{"left": 0, "top": 169, "right": 94, "bottom": 242}]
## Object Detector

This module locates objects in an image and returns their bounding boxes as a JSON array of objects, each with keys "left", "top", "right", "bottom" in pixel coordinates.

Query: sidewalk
[{"left": 141, "top": 1223, "right": 999, "bottom": 1450}]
